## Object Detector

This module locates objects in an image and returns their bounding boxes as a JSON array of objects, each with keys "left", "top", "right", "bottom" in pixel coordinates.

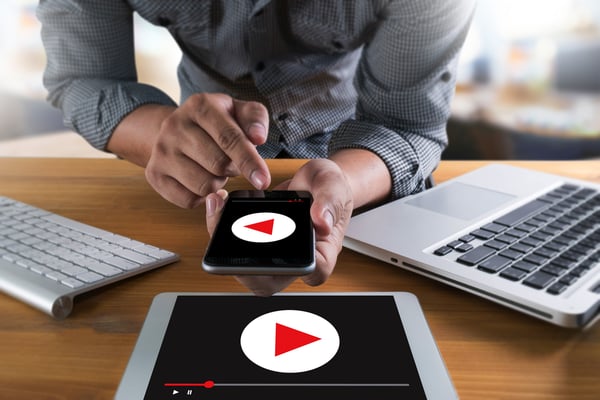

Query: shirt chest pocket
[
  {"left": 283, "top": 2, "right": 376, "bottom": 55},
  {"left": 131, "top": 1, "right": 216, "bottom": 54}
]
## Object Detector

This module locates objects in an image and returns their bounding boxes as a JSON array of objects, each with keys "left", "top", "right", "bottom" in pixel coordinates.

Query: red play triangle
[
  {"left": 275, "top": 323, "right": 321, "bottom": 356},
  {"left": 244, "top": 218, "right": 274, "bottom": 235}
]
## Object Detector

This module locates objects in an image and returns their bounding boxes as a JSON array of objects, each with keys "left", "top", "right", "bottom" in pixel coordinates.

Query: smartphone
[{"left": 202, "top": 190, "right": 316, "bottom": 275}]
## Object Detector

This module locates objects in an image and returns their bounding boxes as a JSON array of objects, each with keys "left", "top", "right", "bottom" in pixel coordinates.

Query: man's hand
[
  {"left": 108, "top": 93, "right": 272, "bottom": 208},
  {"left": 205, "top": 159, "right": 354, "bottom": 296}
]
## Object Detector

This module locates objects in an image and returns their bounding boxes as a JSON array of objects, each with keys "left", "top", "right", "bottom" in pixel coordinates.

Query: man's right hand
[{"left": 108, "top": 93, "right": 272, "bottom": 208}]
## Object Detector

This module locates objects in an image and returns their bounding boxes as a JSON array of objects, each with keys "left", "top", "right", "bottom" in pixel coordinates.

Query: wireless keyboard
[{"left": 0, "top": 195, "right": 179, "bottom": 319}]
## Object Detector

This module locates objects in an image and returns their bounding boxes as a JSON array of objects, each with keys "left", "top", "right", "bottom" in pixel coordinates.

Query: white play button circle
[
  {"left": 240, "top": 310, "right": 340, "bottom": 373},
  {"left": 231, "top": 212, "right": 296, "bottom": 243}
]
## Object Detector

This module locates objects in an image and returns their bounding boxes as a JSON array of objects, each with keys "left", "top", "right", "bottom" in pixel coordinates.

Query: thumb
[{"left": 205, "top": 189, "right": 228, "bottom": 236}]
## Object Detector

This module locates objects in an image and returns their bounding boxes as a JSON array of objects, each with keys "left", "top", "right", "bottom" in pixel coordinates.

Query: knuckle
[
  {"left": 207, "top": 154, "right": 233, "bottom": 176},
  {"left": 216, "top": 126, "right": 244, "bottom": 151},
  {"left": 178, "top": 194, "right": 201, "bottom": 209},
  {"left": 196, "top": 176, "right": 227, "bottom": 198},
  {"left": 244, "top": 100, "right": 268, "bottom": 116},
  {"left": 234, "top": 154, "right": 254, "bottom": 175},
  {"left": 144, "top": 162, "right": 162, "bottom": 185},
  {"left": 159, "top": 114, "right": 179, "bottom": 133},
  {"left": 186, "top": 93, "right": 208, "bottom": 110}
]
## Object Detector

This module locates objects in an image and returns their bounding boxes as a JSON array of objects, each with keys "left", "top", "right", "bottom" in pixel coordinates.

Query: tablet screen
[{"left": 143, "top": 295, "right": 427, "bottom": 399}]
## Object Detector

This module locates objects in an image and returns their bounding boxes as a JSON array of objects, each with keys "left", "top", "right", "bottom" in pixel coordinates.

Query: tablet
[{"left": 115, "top": 292, "right": 457, "bottom": 399}]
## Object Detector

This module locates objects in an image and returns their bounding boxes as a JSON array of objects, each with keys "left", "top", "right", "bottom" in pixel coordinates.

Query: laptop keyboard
[
  {"left": 0, "top": 196, "right": 179, "bottom": 318},
  {"left": 434, "top": 184, "right": 600, "bottom": 295}
]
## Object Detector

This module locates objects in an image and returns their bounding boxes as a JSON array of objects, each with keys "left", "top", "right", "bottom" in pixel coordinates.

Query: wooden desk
[
  {"left": 0, "top": 158, "right": 599, "bottom": 400},
  {"left": 449, "top": 85, "right": 600, "bottom": 160}
]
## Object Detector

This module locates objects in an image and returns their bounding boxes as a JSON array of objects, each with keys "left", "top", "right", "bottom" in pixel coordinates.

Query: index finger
[{"left": 190, "top": 95, "right": 271, "bottom": 190}]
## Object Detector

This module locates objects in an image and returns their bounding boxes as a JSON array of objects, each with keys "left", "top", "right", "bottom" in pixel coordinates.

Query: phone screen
[{"left": 202, "top": 190, "right": 315, "bottom": 274}]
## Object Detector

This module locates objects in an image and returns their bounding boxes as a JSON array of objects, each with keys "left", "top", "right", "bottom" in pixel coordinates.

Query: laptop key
[
  {"left": 500, "top": 267, "right": 527, "bottom": 281},
  {"left": 471, "top": 229, "right": 495, "bottom": 240},
  {"left": 478, "top": 255, "right": 511, "bottom": 273},
  {"left": 495, "top": 200, "right": 549, "bottom": 227},
  {"left": 523, "top": 271, "right": 555, "bottom": 289},
  {"left": 434, "top": 246, "right": 453, "bottom": 256},
  {"left": 547, "top": 282, "right": 569, "bottom": 295},
  {"left": 457, "top": 246, "right": 495, "bottom": 266}
]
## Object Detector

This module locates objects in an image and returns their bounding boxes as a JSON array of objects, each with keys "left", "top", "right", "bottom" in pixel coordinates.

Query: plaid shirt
[{"left": 38, "top": 0, "right": 475, "bottom": 199}]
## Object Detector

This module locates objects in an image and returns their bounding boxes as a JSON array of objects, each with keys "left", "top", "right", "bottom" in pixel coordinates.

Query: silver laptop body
[{"left": 343, "top": 164, "right": 600, "bottom": 328}]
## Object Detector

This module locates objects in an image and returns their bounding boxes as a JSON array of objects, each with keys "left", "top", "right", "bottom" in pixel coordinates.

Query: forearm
[
  {"left": 107, "top": 104, "right": 176, "bottom": 167},
  {"left": 329, "top": 148, "right": 392, "bottom": 210}
]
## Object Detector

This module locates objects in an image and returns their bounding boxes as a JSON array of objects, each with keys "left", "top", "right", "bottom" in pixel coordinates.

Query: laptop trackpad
[{"left": 406, "top": 182, "right": 516, "bottom": 221}]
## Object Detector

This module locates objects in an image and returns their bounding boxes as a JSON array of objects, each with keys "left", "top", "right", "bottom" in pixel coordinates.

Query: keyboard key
[
  {"left": 471, "top": 229, "right": 495, "bottom": 240},
  {"left": 523, "top": 271, "right": 555, "bottom": 289},
  {"left": 559, "top": 274, "right": 578, "bottom": 285},
  {"left": 523, "top": 254, "right": 547, "bottom": 266},
  {"left": 495, "top": 200, "right": 548, "bottom": 227},
  {"left": 447, "top": 240, "right": 463, "bottom": 249},
  {"left": 114, "top": 249, "right": 156, "bottom": 264},
  {"left": 505, "top": 228, "right": 527, "bottom": 239},
  {"left": 77, "top": 271, "right": 104, "bottom": 283},
  {"left": 434, "top": 246, "right": 452, "bottom": 256},
  {"left": 86, "top": 262, "right": 122, "bottom": 277},
  {"left": 457, "top": 246, "right": 495, "bottom": 266},
  {"left": 496, "top": 234, "right": 517, "bottom": 244},
  {"left": 481, "top": 222, "right": 506, "bottom": 234},
  {"left": 500, "top": 267, "right": 527, "bottom": 281},
  {"left": 61, "top": 277, "right": 85, "bottom": 289},
  {"left": 533, "top": 247, "right": 558, "bottom": 259},
  {"left": 547, "top": 282, "right": 568, "bottom": 295},
  {"left": 513, "top": 260, "right": 538, "bottom": 273},
  {"left": 498, "top": 249, "right": 522, "bottom": 260},
  {"left": 455, "top": 243, "right": 473, "bottom": 253},
  {"left": 570, "top": 266, "right": 589, "bottom": 278},
  {"left": 459, "top": 234, "right": 475, "bottom": 243},
  {"left": 484, "top": 240, "right": 507, "bottom": 251},
  {"left": 104, "top": 256, "right": 140, "bottom": 271},
  {"left": 478, "top": 255, "right": 511, "bottom": 273},
  {"left": 540, "top": 265, "right": 565, "bottom": 277},
  {"left": 510, "top": 242, "right": 532, "bottom": 254}
]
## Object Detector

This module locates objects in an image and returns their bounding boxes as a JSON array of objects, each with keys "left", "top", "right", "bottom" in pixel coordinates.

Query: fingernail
[
  {"left": 206, "top": 196, "right": 216, "bottom": 216},
  {"left": 250, "top": 170, "right": 266, "bottom": 189},
  {"left": 248, "top": 123, "right": 266, "bottom": 139}
]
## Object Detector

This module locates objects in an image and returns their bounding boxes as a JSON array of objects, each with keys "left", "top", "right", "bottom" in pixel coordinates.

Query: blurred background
[{"left": 1, "top": 0, "right": 599, "bottom": 159}]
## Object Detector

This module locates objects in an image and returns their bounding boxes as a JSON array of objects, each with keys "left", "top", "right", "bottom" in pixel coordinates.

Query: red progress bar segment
[{"left": 164, "top": 380, "right": 214, "bottom": 389}]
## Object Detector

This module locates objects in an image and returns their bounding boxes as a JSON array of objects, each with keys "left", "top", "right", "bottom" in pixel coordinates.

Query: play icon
[
  {"left": 231, "top": 212, "right": 295, "bottom": 243},
  {"left": 275, "top": 323, "right": 321, "bottom": 356},
  {"left": 245, "top": 218, "right": 274, "bottom": 235},
  {"left": 240, "top": 310, "right": 340, "bottom": 373}
]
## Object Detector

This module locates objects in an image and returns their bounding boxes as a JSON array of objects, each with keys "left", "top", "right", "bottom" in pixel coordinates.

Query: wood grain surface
[{"left": 0, "top": 158, "right": 598, "bottom": 400}]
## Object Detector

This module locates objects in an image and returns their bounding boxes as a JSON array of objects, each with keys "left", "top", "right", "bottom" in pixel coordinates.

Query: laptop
[{"left": 343, "top": 163, "right": 600, "bottom": 328}]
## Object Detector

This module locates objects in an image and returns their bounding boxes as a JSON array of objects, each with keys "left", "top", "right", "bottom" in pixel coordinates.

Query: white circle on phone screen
[{"left": 231, "top": 212, "right": 296, "bottom": 243}]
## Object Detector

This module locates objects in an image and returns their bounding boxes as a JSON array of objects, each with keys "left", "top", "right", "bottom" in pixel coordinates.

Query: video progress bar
[{"left": 165, "top": 382, "right": 410, "bottom": 387}]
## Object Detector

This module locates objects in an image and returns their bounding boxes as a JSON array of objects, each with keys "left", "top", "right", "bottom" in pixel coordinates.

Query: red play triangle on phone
[
  {"left": 275, "top": 323, "right": 321, "bottom": 356},
  {"left": 244, "top": 218, "right": 274, "bottom": 235}
]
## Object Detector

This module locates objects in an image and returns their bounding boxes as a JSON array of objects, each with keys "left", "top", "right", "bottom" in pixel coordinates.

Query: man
[{"left": 37, "top": 0, "right": 476, "bottom": 295}]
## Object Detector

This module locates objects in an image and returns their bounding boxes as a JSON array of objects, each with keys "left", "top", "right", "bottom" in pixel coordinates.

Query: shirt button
[
  {"left": 331, "top": 40, "right": 344, "bottom": 50},
  {"left": 441, "top": 71, "right": 452, "bottom": 82},
  {"left": 255, "top": 61, "right": 266, "bottom": 72}
]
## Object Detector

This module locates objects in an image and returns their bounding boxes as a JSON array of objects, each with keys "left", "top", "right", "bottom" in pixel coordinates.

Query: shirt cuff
[
  {"left": 64, "top": 82, "right": 177, "bottom": 150},
  {"left": 328, "top": 119, "right": 445, "bottom": 200}
]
